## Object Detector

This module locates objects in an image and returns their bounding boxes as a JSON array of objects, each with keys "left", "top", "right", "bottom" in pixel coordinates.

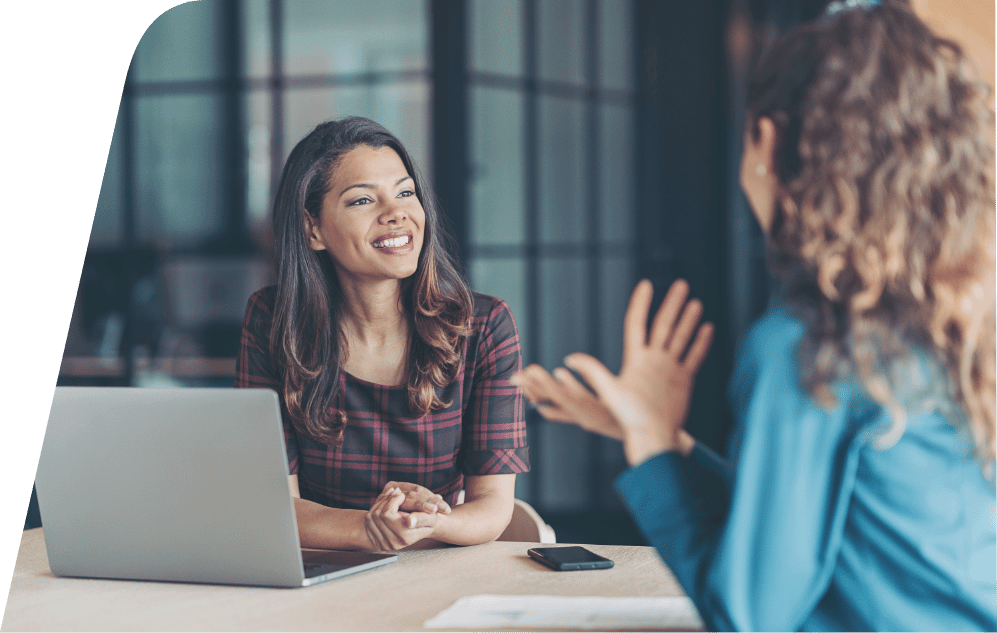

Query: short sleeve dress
[{"left": 235, "top": 286, "right": 530, "bottom": 510}]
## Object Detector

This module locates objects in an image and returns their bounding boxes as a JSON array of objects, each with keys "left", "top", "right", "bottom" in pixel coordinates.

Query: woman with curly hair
[
  {"left": 236, "top": 117, "right": 529, "bottom": 551},
  {"left": 514, "top": 0, "right": 995, "bottom": 629}
]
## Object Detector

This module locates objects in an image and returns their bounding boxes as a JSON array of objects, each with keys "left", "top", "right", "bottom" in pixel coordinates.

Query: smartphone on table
[{"left": 527, "top": 546, "right": 614, "bottom": 571}]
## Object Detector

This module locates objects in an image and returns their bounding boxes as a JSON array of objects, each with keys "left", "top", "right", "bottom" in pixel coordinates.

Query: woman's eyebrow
[{"left": 339, "top": 176, "right": 412, "bottom": 198}]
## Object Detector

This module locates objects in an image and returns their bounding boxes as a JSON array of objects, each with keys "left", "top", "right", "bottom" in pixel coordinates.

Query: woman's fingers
[
  {"left": 378, "top": 489, "right": 413, "bottom": 550},
  {"left": 405, "top": 511, "right": 438, "bottom": 530},
  {"left": 551, "top": 366, "right": 625, "bottom": 440},
  {"left": 386, "top": 481, "right": 451, "bottom": 514},
  {"left": 684, "top": 322, "right": 715, "bottom": 372},
  {"left": 668, "top": 297, "right": 703, "bottom": 355},
  {"left": 552, "top": 366, "right": 595, "bottom": 401},
  {"left": 511, "top": 368, "right": 541, "bottom": 402},
  {"left": 405, "top": 490, "right": 447, "bottom": 514},
  {"left": 366, "top": 485, "right": 444, "bottom": 551},
  {"left": 534, "top": 403, "right": 574, "bottom": 423},
  {"left": 563, "top": 353, "right": 618, "bottom": 399},
  {"left": 649, "top": 279, "right": 690, "bottom": 349},
  {"left": 365, "top": 488, "right": 399, "bottom": 550},
  {"left": 384, "top": 487, "right": 406, "bottom": 513},
  {"left": 513, "top": 366, "right": 574, "bottom": 421},
  {"left": 622, "top": 280, "right": 654, "bottom": 365}
]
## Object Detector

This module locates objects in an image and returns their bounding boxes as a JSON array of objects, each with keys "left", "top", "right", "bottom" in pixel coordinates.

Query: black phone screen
[{"left": 528, "top": 546, "right": 614, "bottom": 571}]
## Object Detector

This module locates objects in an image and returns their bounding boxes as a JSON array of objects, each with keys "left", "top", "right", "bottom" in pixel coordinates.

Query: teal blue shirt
[{"left": 616, "top": 308, "right": 996, "bottom": 631}]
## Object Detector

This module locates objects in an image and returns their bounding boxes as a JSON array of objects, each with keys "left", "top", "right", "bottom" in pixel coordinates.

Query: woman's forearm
[
  {"left": 428, "top": 474, "right": 517, "bottom": 545},
  {"left": 293, "top": 497, "right": 373, "bottom": 550},
  {"left": 427, "top": 492, "right": 514, "bottom": 546}
]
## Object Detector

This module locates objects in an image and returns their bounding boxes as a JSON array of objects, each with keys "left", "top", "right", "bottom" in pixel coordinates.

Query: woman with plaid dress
[{"left": 236, "top": 117, "right": 529, "bottom": 551}]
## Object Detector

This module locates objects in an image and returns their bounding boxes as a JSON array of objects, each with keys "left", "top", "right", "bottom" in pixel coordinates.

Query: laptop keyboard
[{"left": 303, "top": 563, "right": 344, "bottom": 578}]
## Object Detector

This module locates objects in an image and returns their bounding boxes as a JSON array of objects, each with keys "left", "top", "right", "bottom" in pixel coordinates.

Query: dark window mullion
[
  {"left": 220, "top": 0, "right": 247, "bottom": 251},
  {"left": 268, "top": 0, "right": 285, "bottom": 204},
  {"left": 524, "top": 0, "right": 542, "bottom": 505},
  {"left": 583, "top": 0, "right": 607, "bottom": 511},
  {"left": 431, "top": 0, "right": 469, "bottom": 261}
]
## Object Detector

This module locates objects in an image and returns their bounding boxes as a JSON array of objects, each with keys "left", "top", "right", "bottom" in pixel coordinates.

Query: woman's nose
[{"left": 380, "top": 200, "right": 407, "bottom": 223}]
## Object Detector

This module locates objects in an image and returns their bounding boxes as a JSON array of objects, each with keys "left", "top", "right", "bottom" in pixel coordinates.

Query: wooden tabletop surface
[{"left": 2, "top": 528, "right": 690, "bottom": 631}]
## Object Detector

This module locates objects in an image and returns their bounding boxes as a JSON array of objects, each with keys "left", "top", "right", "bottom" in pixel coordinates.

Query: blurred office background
[{"left": 38, "top": 0, "right": 993, "bottom": 542}]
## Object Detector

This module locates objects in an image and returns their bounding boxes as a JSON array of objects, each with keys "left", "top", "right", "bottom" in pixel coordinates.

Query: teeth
[{"left": 374, "top": 235, "right": 410, "bottom": 248}]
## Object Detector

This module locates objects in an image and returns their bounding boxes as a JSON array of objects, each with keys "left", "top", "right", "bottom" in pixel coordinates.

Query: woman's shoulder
[
  {"left": 739, "top": 306, "right": 806, "bottom": 367},
  {"left": 469, "top": 291, "right": 514, "bottom": 322},
  {"left": 468, "top": 291, "right": 519, "bottom": 341},
  {"left": 728, "top": 306, "right": 814, "bottom": 424},
  {"left": 242, "top": 285, "right": 278, "bottom": 324}
]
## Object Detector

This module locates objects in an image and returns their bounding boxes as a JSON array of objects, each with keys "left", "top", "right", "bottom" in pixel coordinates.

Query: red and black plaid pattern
[{"left": 235, "top": 287, "right": 530, "bottom": 510}]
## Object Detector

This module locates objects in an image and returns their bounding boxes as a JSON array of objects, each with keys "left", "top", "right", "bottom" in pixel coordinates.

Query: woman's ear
[
  {"left": 304, "top": 214, "right": 326, "bottom": 252},
  {"left": 744, "top": 116, "right": 777, "bottom": 176},
  {"left": 740, "top": 115, "right": 779, "bottom": 233}
]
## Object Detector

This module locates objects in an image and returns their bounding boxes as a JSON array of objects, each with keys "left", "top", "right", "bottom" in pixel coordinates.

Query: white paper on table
[{"left": 423, "top": 594, "right": 704, "bottom": 630}]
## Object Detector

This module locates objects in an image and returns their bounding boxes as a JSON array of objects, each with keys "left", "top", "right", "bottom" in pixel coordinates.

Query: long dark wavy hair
[
  {"left": 271, "top": 117, "right": 473, "bottom": 444},
  {"left": 747, "top": 0, "right": 995, "bottom": 464}
]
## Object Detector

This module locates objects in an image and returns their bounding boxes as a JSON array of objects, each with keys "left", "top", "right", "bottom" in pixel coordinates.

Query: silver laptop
[{"left": 35, "top": 387, "right": 396, "bottom": 587}]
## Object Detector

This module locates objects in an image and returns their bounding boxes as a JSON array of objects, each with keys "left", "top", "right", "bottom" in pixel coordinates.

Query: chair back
[{"left": 499, "top": 499, "right": 556, "bottom": 543}]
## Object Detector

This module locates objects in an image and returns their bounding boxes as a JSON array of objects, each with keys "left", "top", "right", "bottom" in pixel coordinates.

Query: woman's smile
[
  {"left": 307, "top": 144, "right": 426, "bottom": 282},
  {"left": 372, "top": 232, "right": 413, "bottom": 251}
]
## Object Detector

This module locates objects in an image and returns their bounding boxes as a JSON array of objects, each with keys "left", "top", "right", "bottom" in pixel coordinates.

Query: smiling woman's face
[{"left": 307, "top": 144, "right": 426, "bottom": 285}]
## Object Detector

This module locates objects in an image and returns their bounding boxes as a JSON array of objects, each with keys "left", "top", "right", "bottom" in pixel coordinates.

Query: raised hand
[
  {"left": 514, "top": 279, "right": 713, "bottom": 466},
  {"left": 569, "top": 279, "right": 713, "bottom": 464}
]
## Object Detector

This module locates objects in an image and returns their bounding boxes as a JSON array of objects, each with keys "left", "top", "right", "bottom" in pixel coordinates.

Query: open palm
[{"left": 516, "top": 279, "right": 713, "bottom": 465}]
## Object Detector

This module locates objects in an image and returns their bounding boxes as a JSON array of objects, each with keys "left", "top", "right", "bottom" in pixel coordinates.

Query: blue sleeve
[{"left": 616, "top": 312, "right": 867, "bottom": 631}]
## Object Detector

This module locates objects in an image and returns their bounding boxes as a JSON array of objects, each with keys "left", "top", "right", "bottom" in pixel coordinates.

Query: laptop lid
[{"left": 35, "top": 387, "right": 395, "bottom": 587}]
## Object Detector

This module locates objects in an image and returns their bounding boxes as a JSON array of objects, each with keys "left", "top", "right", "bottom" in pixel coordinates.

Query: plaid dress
[{"left": 235, "top": 286, "right": 530, "bottom": 510}]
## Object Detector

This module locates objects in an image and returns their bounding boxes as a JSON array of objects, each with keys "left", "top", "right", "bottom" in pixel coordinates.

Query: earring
[{"left": 755, "top": 164, "right": 767, "bottom": 176}]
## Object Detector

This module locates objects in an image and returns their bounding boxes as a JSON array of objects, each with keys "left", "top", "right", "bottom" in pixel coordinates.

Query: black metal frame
[{"left": 459, "top": 0, "right": 641, "bottom": 509}]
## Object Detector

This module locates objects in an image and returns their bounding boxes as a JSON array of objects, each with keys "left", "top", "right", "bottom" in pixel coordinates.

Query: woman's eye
[
  {"left": 398, "top": 190, "right": 414, "bottom": 198},
  {"left": 348, "top": 197, "right": 372, "bottom": 206}
]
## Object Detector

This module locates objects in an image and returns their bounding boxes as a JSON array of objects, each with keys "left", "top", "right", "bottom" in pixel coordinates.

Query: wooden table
[{"left": 2, "top": 529, "right": 690, "bottom": 631}]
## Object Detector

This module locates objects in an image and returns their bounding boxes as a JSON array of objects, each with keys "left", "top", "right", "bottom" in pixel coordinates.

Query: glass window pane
[
  {"left": 538, "top": 0, "right": 585, "bottom": 85},
  {"left": 468, "top": 257, "right": 528, "bottom": 363},
  {"left": 470, "top": 87, "right": 525, "bottom": 246},
  {"left": 469, "top": 0, "right": 523, "bottom": 76},
  {"left": 133, "top": 1, "right": 222, "bottom": 82},
  {"left": 90, "top": 110, "right": 125, "bottom": 247},
  {"left": 537, "top": 421, "right": 592, "bottom": 511},
  {"left": 599, "top": 0, "right": 634, "bottom": 90},
  {"left": 283, "top": 81, "right": 431, "bottom": 179},
  {"left": 243, "top": 0, "right": 271, "bottom": 80},
  {"left": 599, "top": 256, "right": 634, "bottom": 373},
  {"left": 283, "top": 0, "right": 428, "bottom": 76},
  {"left": 539, "top": 257, "right": 588, "bottom": 368},
  {"left": 539, "top": 96, "right": 586, "bottom": 244},
  {"left": 135, "top": 95, "right": 226, "bottom": 246},
  {"left": 599, "top": 103, "right": 634, "bottom": 243},
  {"left": 245, "top": 91, "right": 272, "bottom": 233},
  {"left": 284, "top": 87, "right": 342, "bottom": 155}
]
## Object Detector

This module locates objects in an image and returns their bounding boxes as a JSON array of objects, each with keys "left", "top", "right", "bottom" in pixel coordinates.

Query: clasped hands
[
  {"left": 364, "top": 481, "right": 452, "bottom": 551},
  {"left": 513, "top": 279, "right": 714, "bottom": 466}
]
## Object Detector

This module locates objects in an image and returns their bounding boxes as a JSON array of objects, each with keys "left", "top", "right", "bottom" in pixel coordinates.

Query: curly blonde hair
[{"left": 747, "top": 0, "right": 995, "bottom": 463}]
